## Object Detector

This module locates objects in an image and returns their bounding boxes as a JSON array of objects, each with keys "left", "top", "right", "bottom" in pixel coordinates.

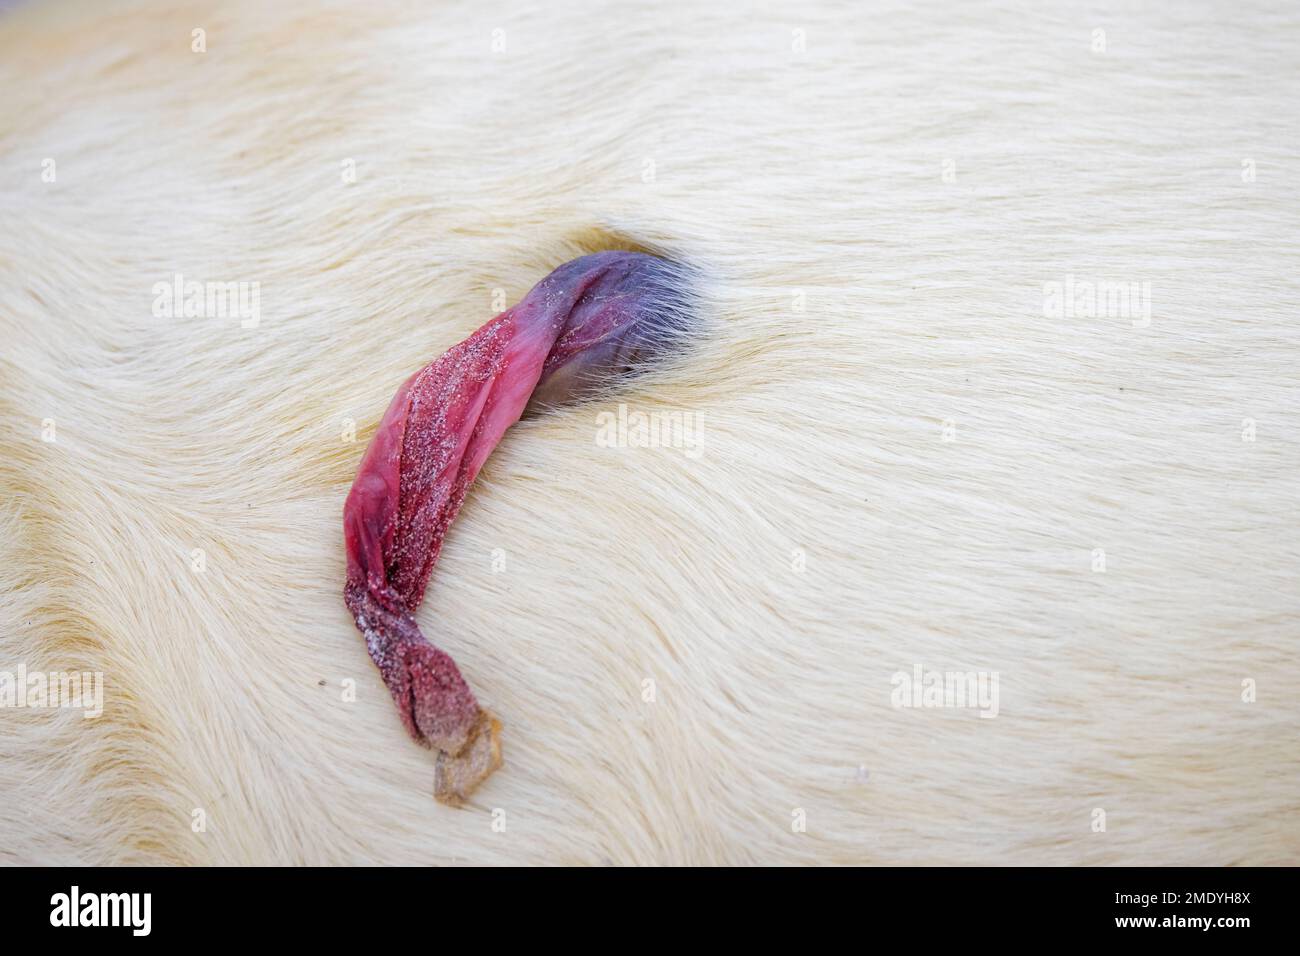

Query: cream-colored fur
[{"left": 1, "top": 0, "right": 1297, "bottom": 865}]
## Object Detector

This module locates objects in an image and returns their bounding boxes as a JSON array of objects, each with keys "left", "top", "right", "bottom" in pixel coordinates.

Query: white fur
[{"left": 1, "top": 0, "right": 1298, "bottom": 864}]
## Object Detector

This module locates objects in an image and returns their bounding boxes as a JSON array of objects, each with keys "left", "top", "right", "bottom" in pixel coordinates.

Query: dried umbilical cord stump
[{"left": 343, "top": 251, "right": 693, "bottom": 804}]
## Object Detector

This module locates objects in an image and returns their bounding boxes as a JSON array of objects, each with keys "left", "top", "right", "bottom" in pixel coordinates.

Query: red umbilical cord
[{"left": 343, "top": 251, "right": 689, "bottom": 804}]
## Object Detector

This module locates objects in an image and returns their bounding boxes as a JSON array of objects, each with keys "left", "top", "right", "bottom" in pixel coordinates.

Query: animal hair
[{"left": 0, "top": 0, "right": 1297, "bottom": 864}]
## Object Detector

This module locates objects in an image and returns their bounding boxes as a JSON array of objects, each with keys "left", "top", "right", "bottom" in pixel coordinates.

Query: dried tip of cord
[{"left": 433, "top": 711, "right": 503, "bottom": 806}]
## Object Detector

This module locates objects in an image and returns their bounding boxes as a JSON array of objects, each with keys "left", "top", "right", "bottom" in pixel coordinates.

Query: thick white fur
[{"left": 1, "top": 0, "right": 1297, "bottom": 865}]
